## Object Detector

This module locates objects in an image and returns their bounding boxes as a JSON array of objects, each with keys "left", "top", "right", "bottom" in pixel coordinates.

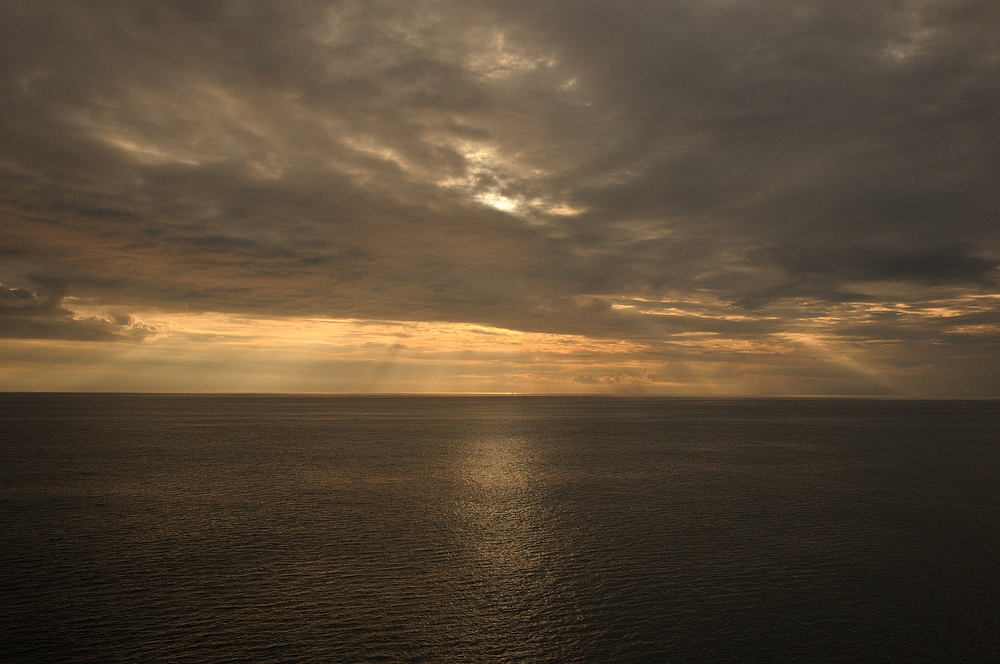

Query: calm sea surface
[{"left": 1, "top": 395, "right": 998, "bottom": 662}]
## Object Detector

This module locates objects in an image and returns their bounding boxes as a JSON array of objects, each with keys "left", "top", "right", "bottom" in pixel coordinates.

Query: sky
[{"left": 1, "top": 0, "right": 998, "bottom": 395}]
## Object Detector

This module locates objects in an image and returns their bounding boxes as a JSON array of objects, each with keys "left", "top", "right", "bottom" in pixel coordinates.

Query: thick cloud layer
[{"left": 1, "top": 0, "right": 998, "bottom": 392}]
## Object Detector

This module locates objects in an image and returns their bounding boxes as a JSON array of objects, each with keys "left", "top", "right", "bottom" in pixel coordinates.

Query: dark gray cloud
[
  {"left": 1, "top": 0, "right": 998, "bottom": 392},
  {"left": 765, "top": 243, "right": 997, "bottom": 285},
  {"left": 0, "top": 282, "right": 152, "bottom": 341}
]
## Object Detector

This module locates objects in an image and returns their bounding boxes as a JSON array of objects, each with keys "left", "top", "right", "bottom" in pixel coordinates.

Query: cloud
[
  {"left": 0, "top": 1, "right": 998, "bottom": 392},
  {"left": 0, "top": 282, "right": 151, "bottom": 341},
  {"left": 764, "top": 244, "right": 998, "bottom": 285}
]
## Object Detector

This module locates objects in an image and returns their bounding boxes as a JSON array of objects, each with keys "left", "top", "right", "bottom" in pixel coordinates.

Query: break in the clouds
[{"left": 1, "top": 0, "right": 998, "bottom": 394}]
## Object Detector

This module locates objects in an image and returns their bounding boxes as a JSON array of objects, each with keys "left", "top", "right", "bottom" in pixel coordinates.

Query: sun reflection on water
[{"left": 458, "top": 432, "right": 543, "bottom": 575}]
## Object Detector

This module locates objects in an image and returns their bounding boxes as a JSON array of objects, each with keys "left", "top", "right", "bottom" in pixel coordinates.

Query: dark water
[{"left": 1, "top": 395, "right": 998, "bottom": 662}]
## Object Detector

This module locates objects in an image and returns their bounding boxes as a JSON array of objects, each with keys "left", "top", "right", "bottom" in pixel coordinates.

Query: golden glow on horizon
[
  {"left": 3, "top": 288, "right": 997, "bottom": 395},
  {"left": 123, "top": 311, "right": 646, "bottom": 356}
]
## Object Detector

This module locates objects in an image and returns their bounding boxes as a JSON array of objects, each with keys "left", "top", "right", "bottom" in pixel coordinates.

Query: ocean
[{"left": 1, "top": 394, "right": 998, "bottom": 662}]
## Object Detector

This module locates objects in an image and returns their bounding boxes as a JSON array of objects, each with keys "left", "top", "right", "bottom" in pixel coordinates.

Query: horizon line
[{"left": 2, "top": 391, "right": 997, "bottom": 400}]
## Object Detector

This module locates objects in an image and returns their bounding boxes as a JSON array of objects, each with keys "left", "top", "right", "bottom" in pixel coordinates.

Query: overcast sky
[{"left": 1, "top": 0, "right": 998, "bottom": 394}]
